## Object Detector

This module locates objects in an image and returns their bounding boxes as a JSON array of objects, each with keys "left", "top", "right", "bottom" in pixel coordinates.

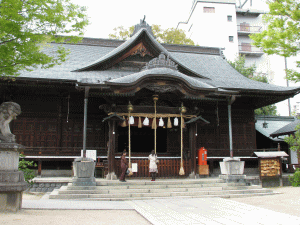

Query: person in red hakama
[{"left": 119, "top": 150, "right": 128, "bottom": 182}]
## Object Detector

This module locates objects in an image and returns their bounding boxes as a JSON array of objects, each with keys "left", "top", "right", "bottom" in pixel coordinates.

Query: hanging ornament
[
  {"left": 143, "top": 117, "right": 149, "bottom": 126},
  {"left": 174, "top": 117, "right": 179, "bottom": 126},
  {"left": 167, "top": 117, "right": 172, "bottom": 128},
  {"left": 152, "top": 118, "right": 157, "bottom": 129},
  {"left": 179, "top": 166, "right": 185, "bottom": 175},
  {"left": 121, "top": 116, "right": 127, "bottom": 127},
  {"left": 138, "top": 117, "right": 142, "bottom": 128},
  {"left": 129, "top": 116, "right": 134, "bottom": 125},
  {"left": 159, "top": 117, "right": 164, "bottom": 127}
]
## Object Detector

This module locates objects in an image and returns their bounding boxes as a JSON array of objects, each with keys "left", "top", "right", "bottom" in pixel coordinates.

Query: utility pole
[{"left": 285, "top": 57, "right": 292, "bottom": 116}]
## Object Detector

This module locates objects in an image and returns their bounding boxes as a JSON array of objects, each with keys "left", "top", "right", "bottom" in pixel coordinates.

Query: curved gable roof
[{"left": 74, "top": 28, "right": 210, "bottom": 80}]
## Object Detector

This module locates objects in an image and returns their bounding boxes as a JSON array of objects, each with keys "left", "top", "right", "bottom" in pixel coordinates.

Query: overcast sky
[{"left": 70, "top": 0, "right": 193, "bottom": 39}]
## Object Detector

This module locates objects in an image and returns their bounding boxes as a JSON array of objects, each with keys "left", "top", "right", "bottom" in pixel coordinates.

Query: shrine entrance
[{"left": 118, "top": 126, "right": 168, "bottom": 153}]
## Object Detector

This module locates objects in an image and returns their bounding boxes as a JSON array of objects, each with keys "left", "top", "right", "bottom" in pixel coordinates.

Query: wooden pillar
[
  {"left": 82, "top": 87, "right": 90, "bottom": 158},
  {"left": 38, "top": 160, "right": 42, "bottom": 177},
  {"left": 189, "top": 123, "right": 197, "bottom": 175},
  {"left": 57, "top": 98, "right": 63, "bottom": 150},
  {"left": 108, "top": 120, "right": 116, "bottom": 175}
]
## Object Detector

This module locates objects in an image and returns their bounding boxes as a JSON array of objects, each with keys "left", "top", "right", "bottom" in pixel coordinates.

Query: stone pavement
[{"left": 17, "top": 188, "right": 300, "bottom": 225}]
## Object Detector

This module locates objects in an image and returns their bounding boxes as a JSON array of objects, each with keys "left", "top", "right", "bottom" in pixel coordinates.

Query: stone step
[
  {"left": 67, "top": 182, "right": 247, "bottom": 190},
  {"left": 70, "top": 192, "right": 276, "bottom": 201},
  {"left": 95, "top": 179, "right": 225, "bottom": 186},
  {"left": 49, "top": 188, "right": 271, "bottom": 200},
  {"left": 59, "top": 185, "right": 262, "bottom": 195}
]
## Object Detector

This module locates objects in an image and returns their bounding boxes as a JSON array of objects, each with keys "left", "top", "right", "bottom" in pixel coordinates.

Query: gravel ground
[
  {"left": 1, "top": 187, "right": 299, "bottom": 225},
  {"left": 231, "top": 186, "right": 300, "bottom": 217},
  {"left": 0, "top": 210, "right": 152, "bottom": 225}
]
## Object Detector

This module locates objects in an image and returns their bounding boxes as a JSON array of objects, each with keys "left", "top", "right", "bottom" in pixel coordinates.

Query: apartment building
[{"left": 178, "top": 0, "right": 299, "bottom": 116}]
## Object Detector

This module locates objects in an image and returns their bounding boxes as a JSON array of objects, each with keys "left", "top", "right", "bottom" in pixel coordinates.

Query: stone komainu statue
[{"left": 0, "top": 102, "right": 21, "bottom": 143}]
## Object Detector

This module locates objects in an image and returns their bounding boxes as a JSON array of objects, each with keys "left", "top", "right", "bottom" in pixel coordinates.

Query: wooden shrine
[{"left": 2, "top": 19, "right": 300, "bottom": 178}]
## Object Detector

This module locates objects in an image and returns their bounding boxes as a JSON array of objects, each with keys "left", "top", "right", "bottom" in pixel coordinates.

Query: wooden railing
[
  {"left": 21, "top": 147, "right": 279, "bottom": 158},
  {"left": 207, "top": 148, "right": 279, "bottom": 157},
  {"left": 114, "top": 158, "right": 192, "bottom": 178},
  {"left": 21, "top": 147, "right": 106, "bottom": 157}
]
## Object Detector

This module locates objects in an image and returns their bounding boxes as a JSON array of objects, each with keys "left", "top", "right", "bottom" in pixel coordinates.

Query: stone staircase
[{"left": 49, "top": 178, "right": 276, "bottom": 201}]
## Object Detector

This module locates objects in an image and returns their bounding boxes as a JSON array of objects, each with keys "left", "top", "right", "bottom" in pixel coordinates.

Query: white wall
[{"left": 182, "top": 1, "right": 238, "bottom": 61}]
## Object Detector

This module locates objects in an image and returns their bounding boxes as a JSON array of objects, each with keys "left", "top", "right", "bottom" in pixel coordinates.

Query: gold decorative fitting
[
  {"left": 127, "top": 102, "right": 134, "bottom": 113},
  {"left": 179, "top": 103, "right": 187, "bottom": 114},
  {"left": 153, "top": 95, "right": 159, "bottom": 102}
]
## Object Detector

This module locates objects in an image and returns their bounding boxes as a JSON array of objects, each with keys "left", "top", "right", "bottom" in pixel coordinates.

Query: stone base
[
  {"left": 72, "top": 177, "right": 96, "bottom": 186},
  {"left": 261, "top": 177, "right": 282, "bottom": 188},
  {"left": 219, "top": 157, "right": 245, "bottom": 175},
  {"left": 0, "top": 151, "right": 19, "bottom": 171},
  {"left": 188, "top": 171, "right": 201, "bottom": 179},
  {"left": 0, "top": 171, "right": 27, "bottom": 212},
  {"left": 219, "top": 174, "right": 247, "bottom": 183},
  {"left": 0, "top": 191, "right": 23, "bottom": 212},
  {"left": 73, "top": 158, "right": 95, "bottom": 178},
  {"left": 106, "top": 172, "right": 118, "bottom": 180}
]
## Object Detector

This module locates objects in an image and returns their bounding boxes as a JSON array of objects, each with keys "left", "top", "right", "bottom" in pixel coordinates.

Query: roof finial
[{"left": 131, "top": 16, "right": 155, "bottom": 38}]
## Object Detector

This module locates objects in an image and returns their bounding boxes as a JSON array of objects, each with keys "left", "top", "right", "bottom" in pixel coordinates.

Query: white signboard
[
  {"left": 132, "top": 163, "right": 138, "bottom": 172},
  {"left": 81, "top": 150, "right": 97, "bottom": 161}
]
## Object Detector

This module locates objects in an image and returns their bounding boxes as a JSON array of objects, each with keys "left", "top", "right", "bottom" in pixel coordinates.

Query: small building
[
  {"left": 6, "top": 20, "right": 300, "bottom": 178},
  {"left": 270, "top": 119, "right": 300, "bottom": 167}
]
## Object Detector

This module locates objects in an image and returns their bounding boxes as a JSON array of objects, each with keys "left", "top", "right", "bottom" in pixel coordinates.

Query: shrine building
[{"left": 4, "top": 20, "right": 300, "bottom": 178}]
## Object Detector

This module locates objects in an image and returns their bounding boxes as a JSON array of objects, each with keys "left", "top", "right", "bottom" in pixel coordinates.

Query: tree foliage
[
  {"left": 0, "top": 0, "right": 89, "bottom": 77},
  {"left": 228, "top": 55, "right": 278, "bottom": 116},
  {"left": 285, "top": 122, "right": 300, "bottom": 152},
  {"left": 250, "top": 0, "right": 300, "bottom": 81},
  {"left": 109, "top": 24, "right": 195, "bottom": 45},
  {"left": 19, "top": 154, "right": 37, "bottom": 185}
]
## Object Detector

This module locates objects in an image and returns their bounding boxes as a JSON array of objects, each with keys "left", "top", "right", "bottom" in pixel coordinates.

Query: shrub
[
  {"left": 18, "top": 154, "right": 37, "bottom": 185},
  {"left": 289, "top": 168, "right": 300, "bottom": 187}
]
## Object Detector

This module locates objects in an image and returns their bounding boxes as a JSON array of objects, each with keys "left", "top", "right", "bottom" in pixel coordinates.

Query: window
[
  {"left": 203, "top": 7, "right": 215, "bottom": 13},
  {"left": 227, "top": 15, "right": 232, "bottom": 22},
  {"left": 229, "top": 36, "right": 234, "bottom": 42}
]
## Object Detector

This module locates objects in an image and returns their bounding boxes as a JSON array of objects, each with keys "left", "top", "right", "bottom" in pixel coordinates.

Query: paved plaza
[{"left": 1, "top": 186, "right": 300, "bottom": 225}]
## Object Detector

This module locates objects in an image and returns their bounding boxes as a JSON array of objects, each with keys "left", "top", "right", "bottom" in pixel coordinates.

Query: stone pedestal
[
  {"left": 219, "top": 157, "right": 245, "bottom": 175},
  {"left": 106, "top": 172, "right": 117, "bottom": 180},
  {"left": 72, "top": 158, "right": 96, "bottom": 186},
  {"left": 0, "top": 144, "right": 27, "bottom": 212},
  {"left": 188, "top": 171, "right": 200, "bottom": 179},
  {"left": 219, "top": 157, "right": 246, "bottom": 183},
  {"left": 219, "top": 174, "right": 247, "bottom": 183}
]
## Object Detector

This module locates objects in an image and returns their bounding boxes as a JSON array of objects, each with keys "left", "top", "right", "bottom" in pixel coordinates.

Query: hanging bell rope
[
  {"left": 127, "top": 102, "right": 134, "bottom": 176},
  {"left": 153, "top": 95, "right": 158, "bottom": 154},
  {"left": 179, "top": 103, "right": 186, "bottom": 176}
]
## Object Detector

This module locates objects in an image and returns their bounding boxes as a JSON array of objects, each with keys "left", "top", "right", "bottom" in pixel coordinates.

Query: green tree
[
  {"left": 19, "top": 154, "right": 37, "bottom": 185},
  {"left": 228, "top": 55, "right": 278, "bottom": 116},
  {"left": 284, "top": 122, "right": 300, "bottom": 153},
  {"left": 109, "top": 24, "right": 195, "bottom": 45},
  {"left": 250, "top": 0, "right": 300, "bottom": 81},
  {"left": 0, "top": 0, "right": 89, "bottom": 77}
]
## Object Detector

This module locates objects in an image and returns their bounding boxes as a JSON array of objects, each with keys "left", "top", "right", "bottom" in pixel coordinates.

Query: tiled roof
[
  {"left": 270, "top": 119, "right": 300, "bottom": 137},
  {"left": 106, "top": 67, "right": 237, "bottom": 94},
  {"left": 255, "top": 116, "right": 295, "bottom": 141},
  {"left": 17, "top": 33, "right": 300, "bottom": 95}
]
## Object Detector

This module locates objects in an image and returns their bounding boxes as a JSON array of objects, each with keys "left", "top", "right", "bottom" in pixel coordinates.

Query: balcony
[
  {"left": 239, "top": 43, "right": 264, "bottom": 57},
  {"left": 237, "top": 24, "right": 262, "bottom": 36}
]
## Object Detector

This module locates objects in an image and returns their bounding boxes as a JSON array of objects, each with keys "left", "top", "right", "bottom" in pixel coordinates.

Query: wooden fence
[{"left": 114, "top": 158, "right": 192, "bottom": 178}]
